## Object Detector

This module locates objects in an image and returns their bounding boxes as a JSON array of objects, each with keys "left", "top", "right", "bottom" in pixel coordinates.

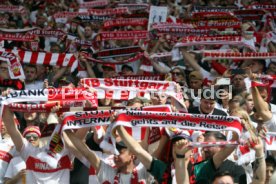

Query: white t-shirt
[
  {"left": 81, "top": 151, "right": 115, "bottom": 184},
  {"left": 264, "top": 113, "right": 276, "bottom": 132},
  {"left": 25, "top": 81, "right": 44, "bottom": 90},
  {"left": 0, "top": 139, "right": 16, "bottom": 184},
  {"left": 20, "top": 139, "right": 73, "bottom": 184},
  {"left": 97, "top": 161, "right": 149, "bottom": 184},
  {"left": 4, "top": 156, "right": 26, "bottom": 184}
]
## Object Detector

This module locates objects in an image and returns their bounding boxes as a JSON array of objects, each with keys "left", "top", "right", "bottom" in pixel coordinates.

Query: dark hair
[
  {"left": 204, "top": 131, "right": 226, "bottom": 141},
  {"left": 24, "top": 64, "right": 37, "bottom": 72},
  {"left": 266, "top": 155, "right": 276, "bottom": 168},
  {"left": 121, "top": 65, "right": 133, "bottom": 72},
  {"left": 212, "top": 171, "right": 234, "bottom": 183}
]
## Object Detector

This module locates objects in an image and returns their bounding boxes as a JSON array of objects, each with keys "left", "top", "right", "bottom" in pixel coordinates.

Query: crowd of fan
[{"left": 1, "top": 0, "right": 276, "bottom": 184}]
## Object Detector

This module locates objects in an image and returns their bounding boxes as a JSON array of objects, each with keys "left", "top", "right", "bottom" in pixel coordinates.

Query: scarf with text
[
  {"left": 0, "top": 88, "right": 97, "bottom": 117},
  {"left": 103, "top": 18, "right": 148, "bottom": 29},
  {"left": 27, "top": 29, "right": 66, "bottom": 38},
  {"left": 87, "top": 7, "right": 129, "bottom": 16},
  {"left": 85, "top": 52, "right": 143, "bottom": 64},
  {"left": 113, "top": 74, "right": 165, "bottom": 81},
  {"left": 79, "top": 0, "right": 108, "bottom": 8},
  {"left": 117, "top": 3, "right": 149, "bottom": 12},
  {"left": 0, "top": 33, "right": 35, "bottom": 42},
  {"left": 98, "top": 31, "right": 148, "bottom": 41},
  {"left": 0, "top": 5, "right": 24, "bottom": 13},
  {"left": 0, "top": 51, "right": 25, "bottom": 79},
  {"left": 192, "top": 5, "right": 238, "bottom": 13},
  {"left": 75, "top": 14, "right": 112, "bottom": 22},
  {"left": 202, "top": 52, "right": 276, "bottom": 60},
  {"left": 175, "top": 36, "right": 255, "bottom": 51},
  {"left": 80, "top": 78, "right": 177, "bottom": 99}
]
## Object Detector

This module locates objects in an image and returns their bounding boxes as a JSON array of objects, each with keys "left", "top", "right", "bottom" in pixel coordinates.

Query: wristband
[
  {"left": 176, "top": 154, "right": 185, "bottom": 159},
  {"left": 256, "top": 155, "right": 265, "bottom": 160}
]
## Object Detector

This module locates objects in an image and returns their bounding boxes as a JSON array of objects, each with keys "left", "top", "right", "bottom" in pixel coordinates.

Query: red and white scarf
[
  {"left": 27, "top": 29, "right": 66, "bottom": 38},
  {"left": 80, "top": 78, "right": 177, "bottom": 100},
  {"left": 0, "top": 5, "right": 24, "bottom": 13},
  {"left": 87, "top": 7, "right": 129, "bottom": 16},
  {"left": 1, "top": 49, "right": 78, "bottom": 72},
  {"left": 79, "top": 0, "right": 108, "bottom": 8},
  {"left": 113, "top": 74, "right": 165, "bottom": 81},
  {"left": 103, "top": 18, "right": 148, "bottom": 29},
  {"left": 0, "top": 51, "right": 25, "bottom": 79},
  {"left": 96, "top": 46, "right": 142, "bottom": 59},
  {"left": 85, "top": 52, "right": 143, "bottom": 64},
  {"left": 175, "top": 36, "right": 255, "bottom": 51},
  {"left": 0, "top": 33, "right": 35, "bottom": 42},
  {"left": 98, "top": 31, "right": 148, "bottom": 41},
  {"left": 203, "top": 51, "right": 276, "bottom": 60}
]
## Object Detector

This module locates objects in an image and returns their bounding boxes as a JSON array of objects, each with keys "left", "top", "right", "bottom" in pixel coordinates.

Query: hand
[
  {"left": 15, "top": 169, "right": 26, "bottom": 180},
  {"left": 173, "top": 139, "right": 191, "bottom": 161},
  {"left": 247, "top": 136, "right": 263, "bottom": 152}
]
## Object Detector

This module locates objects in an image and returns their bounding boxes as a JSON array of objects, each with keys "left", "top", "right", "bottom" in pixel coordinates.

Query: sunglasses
[
  {"left": 25, "top": 135, "right": 39, "bottom": 141},
  {"left": 171, "top": 72, "right": 182, "bottom": 76}
]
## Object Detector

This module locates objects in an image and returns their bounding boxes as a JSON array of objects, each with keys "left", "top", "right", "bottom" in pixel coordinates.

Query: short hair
[
  {"left": 24, "top": 64, "right": 37, "bottom": 72},
  {"left": 211, "top": 171, "right": 234, "bottom": 183},
  {"left": 204, "top": 131, "right": 226, "bottom": 141},
  {"left": 266, "top": 156, "right": 276, "bottom": 168},
  {"left": 127, "top": 97, "right": 143, "bottom": 106},
  {"left": 121, "top": 65, "right": 133, "bottom": 72}
]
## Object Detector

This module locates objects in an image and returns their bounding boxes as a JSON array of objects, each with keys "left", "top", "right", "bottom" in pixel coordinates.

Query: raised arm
[
  {"left": 251, "top": 137, "right": 266, "bottom": 184},
  {"left": 116, "top": 125, "right": 153, "bottom": 169},
  {"left": 173, "top": 139, "right": 192, "bottom": 184},
  {"left": 251, "top": 86, "right": 272, "bottom": 122},
  {"left": 2, "top": 106, "right": 24, "bottom": 152},
  {"left": 213, "top": 131, "right": 238, "bottom": 169},
  {"left": 64, "top": 130, "right": 101, "bottom": 172}
]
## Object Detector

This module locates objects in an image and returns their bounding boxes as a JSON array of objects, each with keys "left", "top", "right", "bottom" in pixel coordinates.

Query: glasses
[
  {"left": 25, "top": 135, "right": 39, "bottom": 141},
  {"left": 171, "top": 72, "right": 182, "bottom": 76}
]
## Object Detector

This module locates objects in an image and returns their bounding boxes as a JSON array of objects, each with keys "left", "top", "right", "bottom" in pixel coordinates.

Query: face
[
  {"left": 267, "top": 63, "right": 276, "bottom": 75},
  {"left": 245, "top": 94, "right": 254, "bottom": 112},
  {"left": 113, "top": 148, "right": 133, "bottom": 169},
  {"left": 151, "top": 93, "right": 167, "bottom": 105},
  {"left": 25, "top": 133, "right": 40, "bottom": 147},
  {"left": 250, "top": 60, "right": 263, "bottom": 74},
  {"left": 200, "top": 99, "right": 216, "bottom": 114},
  {"left": 0, "top": 62, "right": 10, "bottom": 79},
  {"left": 84, "top": 26, "right": 93, "bottom": 39},
  {"left": 171, "top": 69, "right": 185, "bottom": 83},
  {"left": 212, "top": 175, "right": 234, "bottom": 184},
  {"left": 24, "top": 66, "right": 37, "bottom": 82},
  {"left": 232, "top": 75, "right": 245, "bottom": 91},
  {"left": 266, "top": 164, "right": 274, "bottom": 183},
  {"left": 103, "top": 68, "right": 116, "bottom": 78},
  {"left": 50, "top": 45, "right": 61, "bottom": 53},
  {"left": 203, "top": 135, "right": 222, "bottom": 159},
  {"left": 189, "top": 79, "right": 202, "bottom": 90},
  {"left": 121, "top": 67, "right": 133, "bottom": 76},
  {"left": 0, "top": 122, "right": 7, "bottom": 136}
]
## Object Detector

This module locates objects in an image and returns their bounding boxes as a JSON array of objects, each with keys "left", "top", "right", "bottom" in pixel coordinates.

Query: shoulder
[
  {"left": 212, "top": 108, "right": 228, "bottom": 116},
  {"left": 188, "top": 107, "right": 200, "bottom": 114}
]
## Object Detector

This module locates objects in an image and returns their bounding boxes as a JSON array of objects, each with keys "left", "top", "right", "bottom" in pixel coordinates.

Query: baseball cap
[
  {"left": 189, "top": 71, "right": 203, "bottom": 80},
  {"left": 116, "top": 141, "right": 128, "bottom": 151},
  {"left": 23, "top": 126, "right": 41, "bottom": 137},
  {"left": 171, "top": 132, "right": 192, "bottom": 142}
]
